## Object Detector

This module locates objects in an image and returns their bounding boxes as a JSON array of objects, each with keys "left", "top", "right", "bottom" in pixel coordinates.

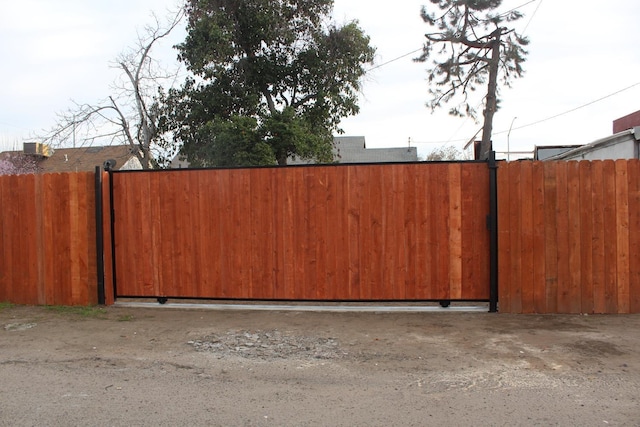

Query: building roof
[
  {"left": 289, "top": 136, "right": 418, "bottom": 165},
  {"left": 534, "top": 145, "right": 583, "bottom": 161},
  {"left": 0, "top": 145, "right": 142, "bottom": 173},
  {"left": 543, "top": 127, "right": 640, "bottom": 161}
]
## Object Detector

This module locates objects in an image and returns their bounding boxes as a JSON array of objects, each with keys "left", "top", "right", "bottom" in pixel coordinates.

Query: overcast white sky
[{"left": 1, "top": 0, "right": 639, "bottom": 159}]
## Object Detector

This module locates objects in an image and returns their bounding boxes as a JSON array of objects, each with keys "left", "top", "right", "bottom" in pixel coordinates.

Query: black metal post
[
  {"left": 94, "top": 166, "right": 105, "bottom": 305},
  {"left": 488, "top": 151, "right": 499, "bottom": 312}
]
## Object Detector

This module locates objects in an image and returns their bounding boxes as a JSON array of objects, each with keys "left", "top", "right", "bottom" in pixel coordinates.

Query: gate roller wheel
[
  {"left": 157, "top": 297, "right": 168, "bottom": 305},
  {"left": 439, "top": 300, "right": 451, "bottom": 308}
]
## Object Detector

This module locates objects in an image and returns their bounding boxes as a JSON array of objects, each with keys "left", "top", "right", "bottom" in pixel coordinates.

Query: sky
[{"left": 1, "top": 0, "right": 639, "bottom": 160}]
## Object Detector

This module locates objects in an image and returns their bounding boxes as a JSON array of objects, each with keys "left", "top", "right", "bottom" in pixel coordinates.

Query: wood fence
[
  {"left": 110, "top": 163, "right": 491, "bottom": 301},
  {"left": 2, "top": 159, "right": 639, "bottom": 313},
  {"left": 498, "top": 160, "right": 640, "bottom": 313},
  {"left": 0, "top": 172, "right": 98, "bottom": 305}
]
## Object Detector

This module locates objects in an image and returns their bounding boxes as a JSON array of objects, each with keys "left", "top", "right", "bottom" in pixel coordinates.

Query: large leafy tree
[
  {"left": 416, "top": 0, "right": 528, "bottom": 159},
  {"left": 163, "top": 0, "right": 375, "bottom": 167}
]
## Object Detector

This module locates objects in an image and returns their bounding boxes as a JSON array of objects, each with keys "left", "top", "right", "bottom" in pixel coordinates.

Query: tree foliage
[
  {"left": 162, "top": 0, "right": 375, "bottom": 167},
  {"left": 0, "top": 153, "right": 41, "bottom": 176},
  {"left": 416, "top": 0, "right": 528, "bottom": 159},
  {"left": 423, "top": 145, "right": 468, "bottom": 161}
]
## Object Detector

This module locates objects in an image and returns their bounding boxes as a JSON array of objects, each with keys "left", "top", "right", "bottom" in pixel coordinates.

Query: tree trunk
[
  {"left": 480, "top": 28, "right": 503, "bottom": 160},
  {"left": 277, "top": 152, "right": 288, "bottom": 166}
]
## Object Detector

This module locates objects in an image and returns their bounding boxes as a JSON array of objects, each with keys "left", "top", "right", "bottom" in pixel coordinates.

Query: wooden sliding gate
[{"left": 108, "top": 162, "right": 492, "bottom": 302}]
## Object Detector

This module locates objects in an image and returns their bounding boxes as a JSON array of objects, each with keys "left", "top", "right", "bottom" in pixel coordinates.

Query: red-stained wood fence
[
  {"left": 109, "top": 163, "right": 491, "bottom": 302},
  {"left": 3, "top": 159, "right": 639, "bottom": 313},
  {"left": 498, "top": 160, "right": 640, "bottom": 314},
  {"left": 0, "top": 172, "right": 98, "bottom": 305}
]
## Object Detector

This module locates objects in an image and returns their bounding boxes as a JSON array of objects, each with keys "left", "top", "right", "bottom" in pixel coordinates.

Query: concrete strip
[{"left": 113, "top": 301, "right": 490, "bottom": 313}]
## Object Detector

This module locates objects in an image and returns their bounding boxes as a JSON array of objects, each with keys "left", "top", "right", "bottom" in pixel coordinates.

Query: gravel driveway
[{"left": 1, "top": 304, "right": 639, "bottom": 426}]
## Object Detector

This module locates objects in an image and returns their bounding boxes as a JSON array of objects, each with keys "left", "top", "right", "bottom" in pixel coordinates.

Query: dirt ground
[{"left": 1, "top": 303, "right": 639, "bottom": 426}]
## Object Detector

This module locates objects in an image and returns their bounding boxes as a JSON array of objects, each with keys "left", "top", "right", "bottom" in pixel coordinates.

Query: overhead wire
[
  {"left": 361, "top": 0, "right": 545, "bottom": 146},
  {"left": 494, "top": 81, "right": 640, "bottom": 135}
]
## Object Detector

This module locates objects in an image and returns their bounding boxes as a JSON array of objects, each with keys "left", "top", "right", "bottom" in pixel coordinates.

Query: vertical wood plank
[
  {"left": 188, "top": 171, "right": 204, "bottom": 298},
  {"left": 327, "top": 167, "right": 346, "bottom": 299},
  {"left": 249, "top": 168, "right": 265, "bottom": 298},
  {"left": 302, "top": 169, "right": 318, "bottom": 299},
  {"left": 34, "top": 174, "right": 46, "bottom": 304},
  {"left": 403, "top": 165, "right": 418, "bottom": 299},
  {"left": 497, "top": 161, "right": 512, "bottom": 313},
  {"left": 415, "top": 164, "right": 432, "bottom": 299},
  {"left": 84, "top": 173, "right": 98, "bottom": 305},
  {"left": 347, "top": 165, "right": 365, "bottom": 299},
  {"left": 68, "top": 174, "right": 81, "bottom": 304},
  {"left": 579, "top": 161, "right": 594, "bottom": 313},
  {"left": 590, "top": 161, "right": 606, "bottom": 313},
  {"left": 466, "top": 163, "right": 491, "bottom": 300},
  {"left": 292, "top": 167, "right": 307, "bottom": 299},
  {"left": 460, "top": 164, "right": 474, "bottom": 299},
  {"left": 555, "top": 162, "right": 571, "bottom": 313},
  {"left": 566, "top": 162, "right": 582, "bottom": 313},
  {"left": 532, "top": 162, "right": 547, "bottom": 313},
  {"left": 520, "top": 162, "right": 535, "bottom": 313},
  {"left": 366, "top": 165, "right": 383, "bottom": 300},
  {"left": 2, "top": 176, "right": 18, "bottom": 302},
  {"left": 508, "top": 162, "right": 523, "bottom": 313},
  {"left": 335, "top": 166, "right": 350, "bottom": 299},
  {"left": 543, "top": 162, "right": 559, "bottom": 314},
  {"left": 201, "top": 169, "right": 221, "bottom": 298},
  {"left": 54, "top": 174, "right": 72, "bottom": 305},
  {"left": 602, "top": 160, "right": 618, "bottom": 312},
  {"left": 614, "top": 160, "right": 630, "bottom": 313},
  {"left": 281, "top": 168, "right": 296, "bottom": 299},
  {"left": 448, "top": 163, "right": 463, "bottom": 300},
  {"left": 314, "top": 167, "right": 329, "bottom": 300},
  {"left": 392, "top": 165, "right": 407, "bottom": 300},
  {"left": 627, "top": 160, "right": 640, "bottom": 313},
  {"left": 17, "top": 175, "right": 37, "bottom": 303},
  {"left": 238, "top": 170, "right": 253, "bottom": 298},
  {"left": 434, "top": 164, "right": 451, "bottom": 300},
  {"left": 218, "top": 170, "right": 232, "bottom": 298}
]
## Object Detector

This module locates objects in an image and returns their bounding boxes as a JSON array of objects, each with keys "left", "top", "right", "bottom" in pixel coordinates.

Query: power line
[
  {"left": 495, "top": 81, "right": 640, "bottom": 135},
  {"left": 365, "top": 48, "right": 423, "bottom": 74},
  {"left": 521, "top": 0, "right": 543, "bottom": 34},
  {"left": 411, "top": 81, "right": 640, "bottom": 145}
]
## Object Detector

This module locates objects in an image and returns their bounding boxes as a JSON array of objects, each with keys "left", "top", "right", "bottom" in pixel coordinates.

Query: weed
[
  {"left": 0, "top": 301, "right": 15, "bottom": 312},
  {"left": 117, "top": 314, "right": 134, "bottom": 322},
  {"left": 45, "top": 305, "right": 107, "bottom": 319}
]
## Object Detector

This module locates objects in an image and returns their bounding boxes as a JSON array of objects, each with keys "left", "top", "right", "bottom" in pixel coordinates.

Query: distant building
[
  {"left": 288, "top": 136, "right": 418, "bottom": 164},
  {"left": 543, "top": 127, "right": 640, "bottom": 161},
  {"left": 534, "top": 145, "right": 582, "bottom": 161},
  {"left": 542, "top": 110, "right": 640, "bottom": 161},
  {"left": 0, "top": 143, "right": 143, "bottom": 173}
]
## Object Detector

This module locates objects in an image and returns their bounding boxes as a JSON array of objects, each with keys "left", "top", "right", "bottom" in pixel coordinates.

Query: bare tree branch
[{"left": 39, "top": 8, "right": 185, "bottom": 169}]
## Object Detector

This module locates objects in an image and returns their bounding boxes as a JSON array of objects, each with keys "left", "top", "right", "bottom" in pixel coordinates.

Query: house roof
[
  {"left": 289, "top": 136, "right": 418, "bottom": 165},
  {"left": 0, "top": 145, "right": 141, "bottom": 173},
  {"left": 543, "top": 127, "right": 640, "bottom": 161}
]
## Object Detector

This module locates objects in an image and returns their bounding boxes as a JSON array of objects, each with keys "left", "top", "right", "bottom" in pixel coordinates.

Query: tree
[
  {"left": 423, "top": 145, "right": 469, "bottom": 161},
  {"left": 0, "top": 153, "right": 41, "bottom": 175},
  {"left": 42, "top": 10, "right": 184, "bottom": 169},
  {"left": 416, "top": 0, "right": 528, "bottom": 160},
  {"left": 162, "top": 0, "right": 375, "bottom": 167}
]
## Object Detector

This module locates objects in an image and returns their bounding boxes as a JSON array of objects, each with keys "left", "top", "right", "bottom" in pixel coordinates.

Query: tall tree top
[{"left": 416, "top": 0, "right": 529, "bottom": 158}]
